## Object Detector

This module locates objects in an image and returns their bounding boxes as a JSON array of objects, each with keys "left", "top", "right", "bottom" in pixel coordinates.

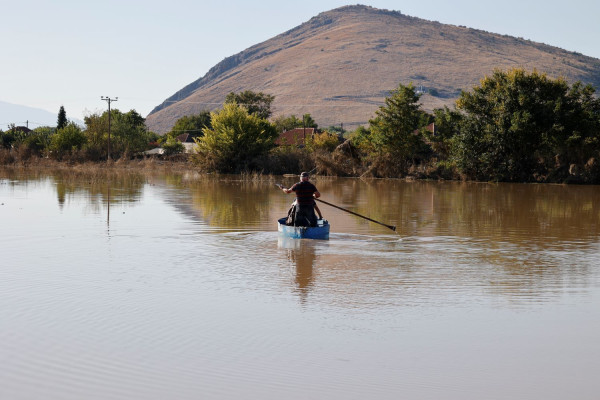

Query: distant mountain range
[
  {"left": 0, "top": 101, "right": 84, "bottom": 130},
  {"left": 0, "top": 101, "right": 59, "bottom": 130},
  {"left": 146, "top": 5, "right": 600, "bottom": 134}
]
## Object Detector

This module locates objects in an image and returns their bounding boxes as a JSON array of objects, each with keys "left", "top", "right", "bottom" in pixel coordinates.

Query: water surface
[{"left": 1, "top": 169, "right": 599, "bottom": 399}]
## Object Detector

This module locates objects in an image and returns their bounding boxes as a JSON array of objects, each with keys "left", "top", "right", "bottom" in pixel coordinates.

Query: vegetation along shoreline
[{"left": 2, "top": 68, "right": 599, "bottom": 184}]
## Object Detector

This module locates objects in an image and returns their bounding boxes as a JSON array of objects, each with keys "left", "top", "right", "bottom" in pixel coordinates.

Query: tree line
[
  {"left": 185, "top": 68, "right": 600, "bottom": 183},
  {"left": 0, "top": 107, "right": 157, "bottom": 162},
  {"left": 2, "top": 68, "right": 599, "bottom": 183}
]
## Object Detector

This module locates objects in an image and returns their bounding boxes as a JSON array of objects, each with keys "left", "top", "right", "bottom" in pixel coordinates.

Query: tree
[
  {"left": 349, "top": 125, "right": 372, "bottom": 150},
  {"left": 57, "top": 106, "right": 67, "bottom": 130},
  {"left": 301, "top": 114, "right": 318, "bottom": 129},
  {"left": 50, "top": 122, "right": 86, "bottom": 158},
  {"left": 83, "top": 109, "right": 151, "bottom": 159},
  {"left": 23, "top": 126, "right": 55, "bottom": 156},
  {"left": 111, "top": 109, "right": 151, "bottom": 157},
  {"left": 167, "top": 111, "right": 211, "bottom": 139},
  {"left": 162, "top": 137, "right": 185, "bottom": 155},
  {"left": 305, "top": 131, "right": 340, "bottom": 152},
  {"left": 366, "top": 83, "right": 431, "bottom": 166},
  {"left": 430, "top": 106, "right": 462, "bottom": 159},
  {"left": 224, "top": 90, "right": 275, "bottom": 119},
  {"left": 194, "top": 103, "right": 278, "bottom": 172},
  {"left": 272, "top": 114, "right": 303, "bottom": 133},
  {"left": 452, "top": 68, "right": 600, "bottom": 181}
]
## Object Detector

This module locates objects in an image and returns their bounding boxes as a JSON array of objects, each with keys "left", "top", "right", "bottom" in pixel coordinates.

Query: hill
[{"left": 146, "top": 5, "right": 600, "bottom": 134}]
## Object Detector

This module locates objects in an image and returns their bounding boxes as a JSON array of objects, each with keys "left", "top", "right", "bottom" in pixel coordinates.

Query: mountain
[
  {"left": 146, "top": 5, "right": 600, "bottom": 134},
  {"left": 0, "top": 101, "right": 84, "bottom": 130},
  {"left": 0, "top": 101, "right": 59, "bottom": 130}
]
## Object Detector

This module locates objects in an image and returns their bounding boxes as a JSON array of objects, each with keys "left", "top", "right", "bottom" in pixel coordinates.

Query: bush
[
  {"left": 162, "top": 137, "right": 185, "bottom": 156},
  {"left": 50, "top": 123, "right": 87, "bottom": 159},
  {"left": 305, "top": 131, "right": 340, "bottom": 152},
  {"left": 194, "top": 103, "right": 278, "bottom": 172},
  {"left": 452, "top": 68, "right": 600, "bottom": 181}
]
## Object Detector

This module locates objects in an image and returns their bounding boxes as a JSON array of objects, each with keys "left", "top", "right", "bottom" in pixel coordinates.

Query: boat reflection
[{"left": 278, "top": 237, "right": 318, "bottom": 303}]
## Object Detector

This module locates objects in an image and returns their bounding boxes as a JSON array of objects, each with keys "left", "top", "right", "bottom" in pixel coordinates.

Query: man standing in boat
[{"left": 282, "top": 172, "right": 321, "bottom": 227}]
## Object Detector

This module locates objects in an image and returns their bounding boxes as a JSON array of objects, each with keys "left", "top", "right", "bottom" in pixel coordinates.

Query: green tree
[
  {"left": 224, "top": 90, "right": 275, "bottom": 119},
  {"left": 366, "top": 83, "right": 431, "bottom": 167},
  {"left": 83, "top": 111, "right": 109, "bottom": 158},
  {"left": 302, "top": 113, "right": 318, "bottom": 129},
  {"left": 272, "top": 114, "right": 303, "bottom": 133},
  {"left": 349, "top": 125, "right": 372, "bottom": 150},
  {"left": 1, "top": 124, "right": 33, "bottom": 148},
  {"left": 167, "top": 111, "right": 211, "bottom": 139},
  {"left": 22, "top": 126, "right": 55, "bottom": 156},
  {"left": 110, "top": 109, "right": 150, "bottom": 157},
  {"left": 305, "top": 131, "right": 340, "bottom": 152},
  {"left": 162, "top": 137, "right": 185, "bottom": 155},
  {"left": 452, "top": 68, "right": 600, "bottom": 181},
  {"left": 57, "top": 106, "right": 67, "bottom": 130},
  {"left": 84, "top": 109, "right": 151, "bottom": 159},
  {"left": 194, "top": 103, "right": 278, "bottom": 172},
  {"left": 50, "top": 122, "right": 87, "bottom": 158},
  {"left": 0, "top": 129, "right": 15, "bottom": 149},
  {"left": 430, "top": 106, "right": 462, "bottom": 159},
  {"left": 324, "top": 125, "right": 346, "bottom": 136}
]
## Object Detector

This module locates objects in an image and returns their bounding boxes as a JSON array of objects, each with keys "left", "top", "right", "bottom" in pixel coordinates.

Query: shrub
[
  {"left": 50, "top": 123, "right": 87, "bottom": 159},
  {"left": 162, "top": 137, "right": 185, "bottom": 156},
  {"left": 194, "top": 103, "right": 278, "bottom": 172},
  {"left": 305, "top": 131, "right": 340, "bottom": 152}
]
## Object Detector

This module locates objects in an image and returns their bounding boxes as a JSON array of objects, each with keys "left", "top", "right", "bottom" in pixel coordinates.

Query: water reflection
[
  {"left": 0, "top": 168, "right": 145, "bottom": 210},
  {"left": 278, "top": 237, "right": 317, "bottom": 303},
  {"left": 2, "top": 168, "right": 599, "bottom": 306},
  {"left": 164, "top": 177, "right": 279, "bottom": 230}
]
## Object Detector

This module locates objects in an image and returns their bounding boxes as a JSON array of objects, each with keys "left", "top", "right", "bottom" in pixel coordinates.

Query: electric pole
[{"left": 101, "top": 96, "right": 118, "bottom": 161}]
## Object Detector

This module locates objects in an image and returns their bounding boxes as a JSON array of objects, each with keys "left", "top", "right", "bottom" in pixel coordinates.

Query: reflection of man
[{"left": 282, "top": 172, "right": 320, "bottom": 226}]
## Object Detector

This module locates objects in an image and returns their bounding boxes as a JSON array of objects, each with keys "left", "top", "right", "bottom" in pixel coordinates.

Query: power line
[
  {"left": 156, "top": 100, "right": 384, "bottom": 107},
  {"left": 1, "top": 121, "right": 52, "bottom": 128}
]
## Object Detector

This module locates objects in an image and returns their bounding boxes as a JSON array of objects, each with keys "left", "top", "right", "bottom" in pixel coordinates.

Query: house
[
  {"left": 275, "top": 128, "right": 315, "bottom": 147},
  {"left": 176, "top": 133, "right": 197, "bottom": 153},
  {"left": 13, "top": 126, "right": 33, "bottom": 134}
]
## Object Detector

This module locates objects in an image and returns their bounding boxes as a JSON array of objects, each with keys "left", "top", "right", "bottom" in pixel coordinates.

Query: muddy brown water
[{"left": 1, "top": 169, "right": 599, "bottom": 399}]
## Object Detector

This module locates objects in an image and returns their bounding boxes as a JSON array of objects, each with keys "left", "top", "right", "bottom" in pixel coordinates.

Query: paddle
[
  {"left": 275, "top": 183, "right": 397, "bottom": 232},
  {"left": 314, "top": 198, "right": 396, "bottom": 232}
]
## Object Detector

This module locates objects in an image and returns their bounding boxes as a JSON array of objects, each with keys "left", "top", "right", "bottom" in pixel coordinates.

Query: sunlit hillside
[{"left": 146, "top": 5, "right": 600, "bottom": 133}]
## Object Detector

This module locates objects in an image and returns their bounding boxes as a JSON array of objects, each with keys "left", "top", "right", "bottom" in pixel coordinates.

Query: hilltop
[{"left": 146, "top": 5, "right": 600, "bottom": 133}]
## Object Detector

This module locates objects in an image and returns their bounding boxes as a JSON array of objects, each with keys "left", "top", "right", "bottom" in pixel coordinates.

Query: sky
[{"left": 2, "top": 0, "right": 599, "bottom": 128}]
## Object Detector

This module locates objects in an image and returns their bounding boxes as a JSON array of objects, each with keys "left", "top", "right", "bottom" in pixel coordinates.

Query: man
[{"left": 282, "top": 172, "right": 321, "bottom": 227}]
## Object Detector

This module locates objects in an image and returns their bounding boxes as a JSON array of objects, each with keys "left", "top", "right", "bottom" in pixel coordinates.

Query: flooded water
[{"left": 1, "top": 168, "right": 599, "bottom": 400}]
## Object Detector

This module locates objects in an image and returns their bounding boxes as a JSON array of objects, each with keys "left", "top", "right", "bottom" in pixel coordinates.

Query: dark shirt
[{"left": 291, "top": 181, "right": 318, "bottom": 205}]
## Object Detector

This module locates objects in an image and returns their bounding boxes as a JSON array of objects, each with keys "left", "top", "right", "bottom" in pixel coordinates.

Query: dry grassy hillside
[{"left": 146, "top": 5, "right": 600, "bottom": 134}]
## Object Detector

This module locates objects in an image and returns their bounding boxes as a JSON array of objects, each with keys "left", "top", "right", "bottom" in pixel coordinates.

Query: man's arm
[{"left": 276, "top": 183, "right": 294, "bottom": 194}]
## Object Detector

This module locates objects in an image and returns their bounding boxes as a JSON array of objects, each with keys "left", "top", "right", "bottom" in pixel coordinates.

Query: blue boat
[{"left": 277, "top": 218, "right": 330, "bottom": 240}]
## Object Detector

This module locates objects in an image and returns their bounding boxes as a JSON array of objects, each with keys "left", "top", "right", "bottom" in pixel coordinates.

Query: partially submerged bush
[
  {"left": 162, "top": 137, "right": 185, "bottom": 156},
  {"left": 194, "top": 103, "right": 277, "bottom": 172},
  {"left": 50, "top": 123, "right": 87, "bottom": 160}
]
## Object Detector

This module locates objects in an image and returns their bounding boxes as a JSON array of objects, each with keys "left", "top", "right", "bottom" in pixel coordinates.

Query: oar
[
  {"left": 314, "top": 198, "right": 397, "bottom": 232},
  {"left": 275, "top": 183, "right": 396, "bottom": 232}
]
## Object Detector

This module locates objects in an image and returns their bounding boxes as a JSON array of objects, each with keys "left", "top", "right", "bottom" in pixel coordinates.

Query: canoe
[{"left": 277, "top": 217, "right": 330, "bottom": 240}]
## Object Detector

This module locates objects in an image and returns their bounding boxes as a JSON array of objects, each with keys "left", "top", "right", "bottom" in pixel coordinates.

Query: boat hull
[{"left": 277, "top": 218, "right": 330, "bottom": 240}]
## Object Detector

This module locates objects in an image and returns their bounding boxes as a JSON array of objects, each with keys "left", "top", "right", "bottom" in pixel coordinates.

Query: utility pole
[{"left": 101, "top": 96, "right": 118, "bottom": 161}]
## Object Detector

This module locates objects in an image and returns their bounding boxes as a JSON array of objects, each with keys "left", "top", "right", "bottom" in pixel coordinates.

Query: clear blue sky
[{"left": 2, "top": 0, "right": 599, "bottom": 125}]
